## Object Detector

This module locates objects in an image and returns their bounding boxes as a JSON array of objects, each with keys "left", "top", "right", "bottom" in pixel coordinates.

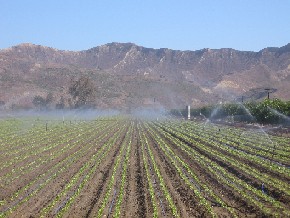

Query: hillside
[{"left": 0, "top": 42, "right": 290, "bottom": 110}]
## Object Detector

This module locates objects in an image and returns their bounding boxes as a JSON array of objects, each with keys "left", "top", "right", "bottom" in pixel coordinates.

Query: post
[
  {"left": 46, "top": 123, "right": 48, "bottom": 131},
  {"left": 265, "top": 88, "right": 271, "bottom": 99},
  {"left": 186, "top": 105, "right": 190, "bottom": 120}
]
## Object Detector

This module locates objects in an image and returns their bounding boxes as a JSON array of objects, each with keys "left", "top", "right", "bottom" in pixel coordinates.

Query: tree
[
  {"left": 32, "top": 93, "right": 54, "bottom": 110},
  {"left": 46, "top": 93, "right": 54, "bottom": 105},
  {"left": 55, "top": 96, "right": 65, "bottom": 109},
  {"left": 68, "top": 76, "right": 96, "bottom": 108},
  {"left": 32, "top": 96, "right": 47, "bottom": 109}
]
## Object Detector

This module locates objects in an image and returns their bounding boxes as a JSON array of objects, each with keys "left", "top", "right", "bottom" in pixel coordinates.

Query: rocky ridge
[{"left": 0, "top": 42, "right": 289, "bottom": 110}]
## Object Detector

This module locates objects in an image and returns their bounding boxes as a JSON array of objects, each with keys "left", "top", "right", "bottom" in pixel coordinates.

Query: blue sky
[{"left": 1, "top": 0, "right": 289, "bottom": 51}]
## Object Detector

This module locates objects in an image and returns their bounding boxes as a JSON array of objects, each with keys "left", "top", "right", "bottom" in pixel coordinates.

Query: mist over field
[{"left": 1, "top": 1, "right": 290, "bottom": 217}]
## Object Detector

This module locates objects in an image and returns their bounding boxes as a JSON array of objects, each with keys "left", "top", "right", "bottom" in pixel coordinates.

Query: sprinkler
[{"left": 261, "top": 183, "right": 265, "bottom": 193}]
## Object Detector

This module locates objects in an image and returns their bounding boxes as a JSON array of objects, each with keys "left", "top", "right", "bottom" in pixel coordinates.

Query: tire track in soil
[
  {"left": 83, "top": 158, "right": 112, "bottom": 218},
  {"left": 9, "top": 122, "right": 120, "bottom": 218},
  {"left": 0, "top": 124, "right": 88, "bottom": 173},
  {"left": 143, "top": 123, "right": 202, "bottom": 217},
  {"left": 153, "top": 125, "right": 258, "bottom": 216},
  {"left": 185, "top": 133, "right": 290, "bottom": 207},
  {"left": 120, "top": 121, "right": 146, "bottom": 217},
  {"left": 178, "top": 126, "right": 289, "bottom": 183},
  {"left": 135, "top": 126, "right": 147, "bottom": 218},
  {"left": 1, "top": 123, "right": 107, "bottom": 199},
  {"left": 137, "top": 124, "right": 157, "bottom": 218},
  {"left": 142, "top": 134, "right": 170, "bottom": 216},
  {"left": 160, "top": 125, "right": 290, "bottom": 204},
  {"left": 137, "top": 122, "right": 165, "bottom": 217},
  {"left": 107, "top": 123, "right": 134, "bottom": 218},
  {"left": 9, "top": 146, "right": 95, "bottom": 217},
  {"left": 83, "top": 123, "right": 129, "bottom": 218},
  {"left": 156, "top": 124, "right": 284, "bottom": 216},
  {"left": 113, "top": 122, "right": 136, "bottom": 217}
]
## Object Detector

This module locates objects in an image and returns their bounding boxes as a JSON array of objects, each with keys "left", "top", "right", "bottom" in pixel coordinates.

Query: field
[{"left": 0, "top": 116, "right": 289, "bottom": 217}]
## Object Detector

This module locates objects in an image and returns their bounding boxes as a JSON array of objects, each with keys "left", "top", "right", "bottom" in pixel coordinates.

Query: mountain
[{"left": 0, "top": 42, "right": 290, "bottom": 110}]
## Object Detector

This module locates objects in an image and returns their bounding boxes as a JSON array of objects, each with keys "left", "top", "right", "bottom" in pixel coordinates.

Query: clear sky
[{"left": 1, "top": 0, "right": 289, "bottom": 51}]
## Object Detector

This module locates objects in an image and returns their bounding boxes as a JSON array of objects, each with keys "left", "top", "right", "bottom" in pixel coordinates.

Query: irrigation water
[
  {"left": 236, "top": 103, "right": 279, "bottom": 153},
  {"left": 200, "top": 102, "right": 289, "bottom": 169},
  {"left": 267, "top": 106, "right": 290, "bottom": 123}
]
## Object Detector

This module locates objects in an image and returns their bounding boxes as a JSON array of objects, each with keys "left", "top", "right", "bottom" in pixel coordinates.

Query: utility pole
[{"left": 265, "top": 88, "right": 271, "bottom": 99}]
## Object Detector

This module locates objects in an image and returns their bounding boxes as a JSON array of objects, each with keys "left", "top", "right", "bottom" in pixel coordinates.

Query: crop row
[
  {"left": 152, "top": 121, "right": 289, "bottom": 216},
  {"left": 160, "top": 121, "right": 290, "bottom": 177},
  {"left": 0, "top": 120, "right": 125, "bottom": 217}
]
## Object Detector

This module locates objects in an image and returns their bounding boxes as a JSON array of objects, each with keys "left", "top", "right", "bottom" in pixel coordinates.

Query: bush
[{"left": 170, "top": 98, "right": 290, "bottom": 124}]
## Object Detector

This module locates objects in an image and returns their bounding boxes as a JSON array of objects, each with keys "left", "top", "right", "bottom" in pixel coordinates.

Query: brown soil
[{"left": 0, "top": 119, "right": 289, "bottom": 218}]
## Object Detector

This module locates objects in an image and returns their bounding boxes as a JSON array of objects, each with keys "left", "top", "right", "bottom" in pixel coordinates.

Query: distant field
[{"left": 0, "top": 117, "right": 289, "bottom": 217}]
